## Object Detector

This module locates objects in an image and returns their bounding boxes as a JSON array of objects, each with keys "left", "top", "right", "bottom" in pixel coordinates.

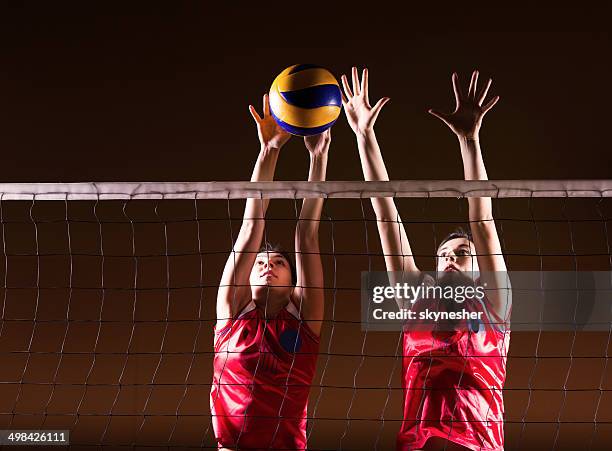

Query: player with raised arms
[
  {"left": 341, "top": 67, "right": 511, "bottom": 450},
  {"left": 211, "top": 94, "right": 329, "bottom": 450}
]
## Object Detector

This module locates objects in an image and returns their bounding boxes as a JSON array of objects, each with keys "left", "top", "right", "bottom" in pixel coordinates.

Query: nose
[{"left": 445, "top": 253, "right": 456, "bottom": 262}]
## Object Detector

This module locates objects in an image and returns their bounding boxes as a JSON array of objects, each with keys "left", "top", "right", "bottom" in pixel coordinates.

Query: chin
[{"left": 437, "top": 270, "right": 476, "bottom": 286}]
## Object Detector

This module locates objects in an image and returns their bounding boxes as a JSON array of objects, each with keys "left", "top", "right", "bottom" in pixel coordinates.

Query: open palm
[
  {"left": 341, "top": 67, "right": 389, "bottom": 135},
  {"left": 249, "top": 94, "right": 291, "bottom": 149},
  {"left": 428, "top": 71, "right": 499, "bottom": 139}
]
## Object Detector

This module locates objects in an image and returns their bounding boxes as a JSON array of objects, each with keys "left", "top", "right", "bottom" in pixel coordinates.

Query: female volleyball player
[
  {"left": 341, "top": 68, "right": 511, "bottom": 450},
  {"left": 210, "top": 94, "right": 328, "bottom": 450}
]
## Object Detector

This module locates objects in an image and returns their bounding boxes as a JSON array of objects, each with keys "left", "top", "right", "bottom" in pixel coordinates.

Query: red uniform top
[
  {"left": 211, "top": 300, "right": 320, "bottom": 450},
  {"left": 398, "top": 277, "right": 510, "bottom": 451}
]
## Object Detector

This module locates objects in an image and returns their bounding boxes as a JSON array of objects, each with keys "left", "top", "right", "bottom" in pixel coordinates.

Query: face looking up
[
  {"left": 436, "top": 237, "right": 479, "bottom": 274},
  {"left": 249, "top": 252, "right": 294, "bottom": 300}
]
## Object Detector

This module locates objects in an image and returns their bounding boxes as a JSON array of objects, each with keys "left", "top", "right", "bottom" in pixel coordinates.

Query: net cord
[{"left": 0, "top": 180, "right": 611, "bottom": 200}]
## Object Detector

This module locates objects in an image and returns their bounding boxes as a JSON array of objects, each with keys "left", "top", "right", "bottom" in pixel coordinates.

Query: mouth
[
  {"left": 261, "top": 271, "right": 276, "bottom": 278},
  {"left": 444, "top": 265, "right": 459, "bottom": 272}
]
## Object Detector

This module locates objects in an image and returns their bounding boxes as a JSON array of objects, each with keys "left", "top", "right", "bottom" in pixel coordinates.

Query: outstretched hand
[
  {"left": 304, "top": 129, "right": 331, "bottom": 157},
  {"left": 249, "top": 94, "right": 291, "bottom": 149},
  {"left": 428, "top": 71, "right": 499, "bottom": 140},
  {"left": 341, "top": 67, "right": 389, "bottom": 135}
]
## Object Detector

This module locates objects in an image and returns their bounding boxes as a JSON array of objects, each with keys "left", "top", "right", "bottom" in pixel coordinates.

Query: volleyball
[{"left": 269, "top": 64, "right": 342, "bottom": 136}]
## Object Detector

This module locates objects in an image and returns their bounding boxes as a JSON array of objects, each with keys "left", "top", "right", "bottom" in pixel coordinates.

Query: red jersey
[
  {"left": 211, "top": 301, "right": 320, "bottom": 450},
  {"left": 398, "top": 279, "right": 510, "bottom": 451}
]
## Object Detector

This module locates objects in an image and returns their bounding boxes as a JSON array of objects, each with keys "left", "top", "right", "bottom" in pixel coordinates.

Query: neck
[{"left": 253, "top": 296, "right": 290, "bottom": 318}]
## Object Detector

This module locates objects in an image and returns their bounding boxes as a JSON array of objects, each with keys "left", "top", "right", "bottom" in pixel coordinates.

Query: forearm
[
  {"left": 356, "top": 130, "right": 389, "bottom": 180},
  {"left": 459, "top": 136, "right": 493, "bottom": 222},
  {"left": 356, "top": 130, "right": 417, "bottom": 272},
  {"left": 297, "top": 152, "right": 328, "bottom": 238},
  {"left": 294, "top": 151, "right": 327, "bottom": 330},
  {"left": 232, "top": 144, "right": 281, "bottom": 256},
  {"left": 243, "top": 144, "right": 280, "bottom": 224},
  {"left": 459, "top": 137, "right": 507, "bottom": 285},
  {"left": 356, "top": 130, "right": 399, "bottom": 221}
]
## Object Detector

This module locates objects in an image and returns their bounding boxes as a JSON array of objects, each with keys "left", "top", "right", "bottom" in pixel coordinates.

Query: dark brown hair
[{"left": 438, "top": 227, "right": 473, "bottom": 250}]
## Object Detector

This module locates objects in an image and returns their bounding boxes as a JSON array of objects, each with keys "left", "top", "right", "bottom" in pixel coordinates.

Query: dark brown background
[
  {"left": 0, "top": 4, "right": 610, "bottom": 182},
  {"left": 0, "top": 2, "right": 610, "bottom": 450}
]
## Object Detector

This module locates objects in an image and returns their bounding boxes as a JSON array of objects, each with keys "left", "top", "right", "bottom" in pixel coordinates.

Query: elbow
[
  {"left": 470, "top": 219, "right": 497, "bottom": 236},
  {"left": 376, "top": 218, "right": 402, "bottom": 230},
  {"left": 240, "top": 219, "right": 264, "bottom": 234},
  {"left": 296, "top": 229, "right": 319, "bottom": 248},
  {"left": 235, "top": 221, "right": 264, "bottom": 248},
  {"left": 296, "top": 220, "right": 320, "bottom": 238},
  {"left": 238, "top": 222, "right": 256, "bottom": 241}
]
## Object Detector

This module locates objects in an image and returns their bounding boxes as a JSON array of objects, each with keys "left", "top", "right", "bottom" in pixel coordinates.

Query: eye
[
  {"left": 457, "top": 249, "right": 470, "bottom": 256},
  {"left": 276, "top": 259, "right": 285, "bottom": 266}
]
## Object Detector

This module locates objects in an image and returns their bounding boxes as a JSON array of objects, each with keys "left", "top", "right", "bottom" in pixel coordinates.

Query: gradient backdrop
[{"left": 0, "top": 3, "right": 610, "bottom": 450}]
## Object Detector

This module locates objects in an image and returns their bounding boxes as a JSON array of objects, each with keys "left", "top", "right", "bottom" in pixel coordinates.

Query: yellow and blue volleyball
[{"left": 269, "top": 64, "right": 342, "bottom": 136}]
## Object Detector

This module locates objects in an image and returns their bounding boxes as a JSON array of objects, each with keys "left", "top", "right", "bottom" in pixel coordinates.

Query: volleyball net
[{"left": 0, "top": 180, "right": 611, "bottom": 450}]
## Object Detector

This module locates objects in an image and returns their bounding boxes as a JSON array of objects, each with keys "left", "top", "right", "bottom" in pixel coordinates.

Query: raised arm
[
  {"left": 217, "top": 94, "right": 290, "bottom": 327},
  {"left": 429, "top": 71, "right": 510, "bottom": 317},
  {"left": 291, "top": 130, "right": 330, "bottom": 336},
  {"left": 341, "top": 67, "right": 420, "bottom": 279}
]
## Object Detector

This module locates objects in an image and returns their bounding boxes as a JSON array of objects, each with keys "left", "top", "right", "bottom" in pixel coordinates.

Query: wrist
[
  {"left": 458, "top": 135, "right": 480, "bottom": 145},
  {"left": 261, "top": 143, "right": 282, "bottom": 153},
  {"left": 356, "top": 128, "right": 375, "bottom": 141},
  {"left": 309, "top": 151, "right": 328, "bottom": 165}
]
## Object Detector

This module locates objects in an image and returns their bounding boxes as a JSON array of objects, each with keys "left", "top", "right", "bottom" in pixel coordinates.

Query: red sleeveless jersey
[
  {"left": 398, "top": 279, "right": 510, "bottom": 451},
  {"left": 211, "top": 301, "right": 320, "bottom": 450}
]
